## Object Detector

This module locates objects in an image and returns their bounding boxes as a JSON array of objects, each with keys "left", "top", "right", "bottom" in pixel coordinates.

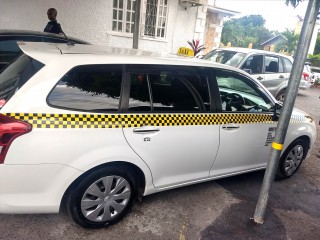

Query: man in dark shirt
[{"left": 44, "top": 8, "right": 63, "bottom": 34}]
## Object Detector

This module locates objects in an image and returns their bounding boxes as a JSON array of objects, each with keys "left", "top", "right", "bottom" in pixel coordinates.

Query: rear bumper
[
  {"left": 0, "top": 164, "right": 83, "bottom": 214},
  {"left": 299, "top": 80, "right": 312, "bottom": 90}
]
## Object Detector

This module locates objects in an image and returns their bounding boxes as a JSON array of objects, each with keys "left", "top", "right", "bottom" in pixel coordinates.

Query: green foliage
[
  {"left": 286, "top": 0, "right": 302, "bottom": 7},
  {"left": 307, "top": 54, "right": 320, "bottom": 60},
  {"left": 275, "top": 29, "right": 298, "bottom": 54},
  {"left": 313, "top": 33, "right": 320, "bottom": 54},
  {"left": 221, "top": 15, "right": 273, "bottom": 49}
]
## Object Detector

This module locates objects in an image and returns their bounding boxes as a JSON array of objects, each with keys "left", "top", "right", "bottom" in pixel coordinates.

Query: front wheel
[
  {"left": 276, "top": 139, "right": 309, "bottom": 179},
  {"left": 68, "top": 166, "right": 137, "bottom": 228},
  {"left": 275, "top": 90, "right": 286, "bottom": 102}
]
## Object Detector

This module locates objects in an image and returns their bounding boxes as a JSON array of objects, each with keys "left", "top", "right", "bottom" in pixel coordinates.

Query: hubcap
[
  {"left": 81, "top": 175, "right": 131, "bottom": 222},
  {"left": 277, "top": 93, "right": 285, "bottom": 102},
  {"left": 284, "top": 145, "right": 304, "bottom": 176}
]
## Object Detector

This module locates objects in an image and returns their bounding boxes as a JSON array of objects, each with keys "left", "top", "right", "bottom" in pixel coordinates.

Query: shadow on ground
[{"left": 200, "top": 169, "right": 320, "bottom": 239}]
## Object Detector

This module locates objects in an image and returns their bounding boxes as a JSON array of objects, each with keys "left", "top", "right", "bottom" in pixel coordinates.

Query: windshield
[
  {"left": 0, "top": 54, "right": 44, "bottom": 106},
  {"left": 203, "top": 50, "right": 246, "bottom": 67}
]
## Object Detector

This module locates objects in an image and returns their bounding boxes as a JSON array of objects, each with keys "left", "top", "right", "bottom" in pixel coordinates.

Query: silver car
[{"left": 204, "top": 47, "right": 312, "bottom": 101}]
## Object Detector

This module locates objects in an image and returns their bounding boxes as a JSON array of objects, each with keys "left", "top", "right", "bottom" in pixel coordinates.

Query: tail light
[
  {"left": 302, "top": 72, "right": 309, "bottom": 81},
  {"left": 0, "top": 114, "right": 32, "bottom": 164},
  {"left": 0, "top": 99, "right": 6, "bottom": 108}
]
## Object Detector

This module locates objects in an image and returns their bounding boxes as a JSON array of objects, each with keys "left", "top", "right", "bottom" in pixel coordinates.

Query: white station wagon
[{"left": 0, "top": 42, "right": 316, "bottom": 228}]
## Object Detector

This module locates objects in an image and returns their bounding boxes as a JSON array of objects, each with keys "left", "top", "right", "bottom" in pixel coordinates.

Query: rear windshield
[
  {"left": 0, "top": 54, "right": 44, "bottom": 105},
  {"left": 203, "top": 50, "right": 246, "bottom": 67}
]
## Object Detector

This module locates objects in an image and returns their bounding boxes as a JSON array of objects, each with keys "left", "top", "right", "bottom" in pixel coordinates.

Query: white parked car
[
  {"left": 0, "top": 42, "right": 316, "bottom": 228},
  {"left": 203, "top": 48, "right": 313, "bottom": 102}
]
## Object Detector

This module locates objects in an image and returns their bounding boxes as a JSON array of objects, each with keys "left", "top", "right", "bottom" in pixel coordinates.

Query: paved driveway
[{"left": 0, "top": 87, "right": 319, "bottom": 240}]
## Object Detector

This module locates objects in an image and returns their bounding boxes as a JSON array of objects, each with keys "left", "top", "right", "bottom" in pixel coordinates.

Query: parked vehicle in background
[
  {"left": 304, "top": 62, "right": 315, "bottom": 85},
  {"left": 310, "top": 65, "right": 320, "bottom": 84},
  {"left": 0, "top": 29, "right": 89, "bottom": 72},
  {"left": 0, "top": 42, "right": 316, "bottom": 228},
  {"left": 203, "top": 47, "right": 313, "bottom": 102}
]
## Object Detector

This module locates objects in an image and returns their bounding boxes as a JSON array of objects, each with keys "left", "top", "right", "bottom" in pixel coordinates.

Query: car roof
[
  {"left": 212, "top": 47, "right": 292, "bottom": 59},
  {"left": 18, "top": 42, "right": 246, "bottom": 71},
  {"left": 0, "top": 29, "right": 89, "bottom": 44}
]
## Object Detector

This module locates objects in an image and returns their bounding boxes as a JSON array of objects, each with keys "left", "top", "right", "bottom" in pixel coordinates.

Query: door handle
[
  {"left": 257, "top": 76, "right": 263, "bottom": 80},
  {"left": 133, "top": 127, "right": 160, "bottom": 134},
  {"left": 279, "top": 75, "right": 284, "bottom": 79},
  {"left": 222, "top": 124, "right": 240, "bottom": 130}
]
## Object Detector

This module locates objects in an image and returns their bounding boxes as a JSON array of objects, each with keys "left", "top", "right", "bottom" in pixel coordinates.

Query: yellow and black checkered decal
[{"left": 3, "top": 113, "right": 309, "bottom": 129}]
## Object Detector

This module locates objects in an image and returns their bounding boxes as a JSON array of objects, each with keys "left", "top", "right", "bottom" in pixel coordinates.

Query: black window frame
[
  {"left": 212, "top": 68, "right": 275, "bottom": 113},
  {"left": 47, "top": 64, "right": 124, "bottom": 113},
  {"left": 121, "top": 64, "right": 216, "bottom": 113}
]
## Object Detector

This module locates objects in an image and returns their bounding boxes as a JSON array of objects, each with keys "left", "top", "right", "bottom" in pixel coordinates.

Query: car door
[
  {"left": 122, "top": 65, "right": 220, "bottom": 188},
  {"left": 241, "top": 54, "right": 264, "bottom": 82},
  {"left": 210, "top": 69, "right": 277, "bottom": 177},
  {"left": 261, "top": 55, "right": 288, "bottom": 96}
]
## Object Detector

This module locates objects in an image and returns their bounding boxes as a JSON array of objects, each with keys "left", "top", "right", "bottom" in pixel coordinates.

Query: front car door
[
  {"left": 122, "top": 65, "right": 220, "bottom": 188},
  {"left": 210, "top": 69, "right": 277, "bottom": 177}
]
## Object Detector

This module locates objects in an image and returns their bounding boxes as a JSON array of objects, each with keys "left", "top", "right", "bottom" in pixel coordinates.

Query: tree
[
  {"left": 221, "top": 15, "right": 273, "bottom": 49},
  {"left": 275, "top": 29, "right": 299, "bottom": 54},
  {"left": 313, "top": 32, "right": 320, "bottom": 54}
]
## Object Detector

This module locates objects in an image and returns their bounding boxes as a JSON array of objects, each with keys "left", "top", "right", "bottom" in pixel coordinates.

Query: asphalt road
[{"left": 0, "top": 87, "right": 319, "bottom": 240}]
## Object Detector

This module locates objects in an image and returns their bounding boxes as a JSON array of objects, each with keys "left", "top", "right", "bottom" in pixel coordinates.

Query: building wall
[
  {"left": 0, "top": 0, "right": 198, "bottom": 54},
  {"left": 204, "top": 11, "right": 223, "bottom": 53}
]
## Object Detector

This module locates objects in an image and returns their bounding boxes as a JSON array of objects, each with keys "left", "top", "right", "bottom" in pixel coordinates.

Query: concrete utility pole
[
  {"left": 133, "top": 0, "right": 141, "bottom": 49},
  {"left": 254, "top": 0, "right": 320, "bottom": 224}
]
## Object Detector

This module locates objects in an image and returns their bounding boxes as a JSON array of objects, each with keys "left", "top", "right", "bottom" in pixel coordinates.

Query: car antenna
[{"left": 61, "top": 30, "right": 75, "bottom": 46}]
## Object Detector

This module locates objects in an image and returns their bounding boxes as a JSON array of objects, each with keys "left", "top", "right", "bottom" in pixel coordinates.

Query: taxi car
[
  {"left": 0, "top": 42, "right": 316, "bottom": 228},
  {"left": 203, "top": 47, "right": 313, "bottom": 101}
]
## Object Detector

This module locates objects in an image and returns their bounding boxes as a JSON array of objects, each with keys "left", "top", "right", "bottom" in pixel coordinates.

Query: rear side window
[
  {"left": 48, "top": 65, "right": 122, "bottom": 112},
  {"left": 264, "top": 55, "right": 284, "bottom": 73},
  {"left": 128, "top": 65, "right": 210, "bottom": 112},
  {"left": 282, "top": 58, "right": 293, "bottom": 73},
  {"left": 0, "top": 54, "right": 44, "bottom": 106}
]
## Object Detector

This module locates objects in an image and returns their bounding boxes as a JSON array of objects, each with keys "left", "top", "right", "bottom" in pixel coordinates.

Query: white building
[{"left": 0, "top": 0, "right": 237, "bottom": 54}]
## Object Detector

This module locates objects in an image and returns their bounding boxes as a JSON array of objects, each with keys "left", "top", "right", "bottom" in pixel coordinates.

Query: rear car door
[
  {"left": 261, "top": 55, "right": 288, "bottom": 96},
  {"left": 210, "top": 69, "right": 277, "bottom": 177},
  {"left": 122, "top": 65, "right": 220, "bottom": 188}
]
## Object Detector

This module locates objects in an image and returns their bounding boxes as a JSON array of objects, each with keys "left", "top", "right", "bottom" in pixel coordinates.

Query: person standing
[{"left": 44, "top": 8, "right": 63, "bottom": 34}]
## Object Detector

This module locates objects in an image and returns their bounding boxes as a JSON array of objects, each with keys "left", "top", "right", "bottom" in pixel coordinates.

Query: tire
[
  {"left": 68, "top": 166, "right": 137, "bottom": 228},
  {"left": 275, "top": 90, "right": 286, "bottom": 102},
  {"left": 276, "top": 139, "right": 309, "bottom": 179}
]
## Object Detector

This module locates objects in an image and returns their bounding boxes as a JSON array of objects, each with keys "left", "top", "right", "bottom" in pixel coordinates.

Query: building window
[
  {"left": 144, "top": 0, "right": 168, "bottom": 38},
  {"left": 112, "top": 0, "right": 136, "bottom": 33}
]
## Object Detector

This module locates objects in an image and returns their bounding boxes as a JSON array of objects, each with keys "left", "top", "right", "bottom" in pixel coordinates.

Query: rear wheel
[
  {"left": 68, "top": 166, "right": 137, "bottom": 228},
  {"left": 276, "top": 139, "right": 309, "bottom": 179}
]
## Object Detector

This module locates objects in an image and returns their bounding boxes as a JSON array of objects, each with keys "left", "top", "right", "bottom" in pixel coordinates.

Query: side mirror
[
  {"left": 272, "top": 102, "right": 282, "bottom": 121},
  {"left": 242, "top": 68, "right": 252, "bottom": 74}
]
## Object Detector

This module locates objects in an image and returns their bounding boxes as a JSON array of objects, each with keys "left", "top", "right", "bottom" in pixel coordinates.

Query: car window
[
  {"left": 0, "top": 54, "right": 44, "bottom": 107},
  {"left": 0, "top": 40, "right": 23, "bottom": 71},
  {"left": 241, "top": 55, "right": 263, "bottom": 74},
  {"left": 304, "top": 64, "right": 311, "bottom": 73},
  {"left": 282, "top": 57, "right": 292, "bottom": 73},
  {"left": 216, "top": 70, "right": 273, "bottom": 112},
  {"left": 128, "top": 66, "right": 210, "bottom": 112},
  {"left": 42, "top": 37, "right": 68, "bottom": 43},
  {"left": 48, "top": 65, "right": 122, "bottom": 112},
  {"left": 265, "top": 55, "right": 283, "bottom": 73},
  {"left": 203, "top": 50, "right": 246, "bottom": 67}
]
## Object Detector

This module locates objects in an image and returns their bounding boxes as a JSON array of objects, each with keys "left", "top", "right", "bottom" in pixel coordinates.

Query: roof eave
[{"left": 207, "top": 6, "right": 240, "bottom": 16}]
